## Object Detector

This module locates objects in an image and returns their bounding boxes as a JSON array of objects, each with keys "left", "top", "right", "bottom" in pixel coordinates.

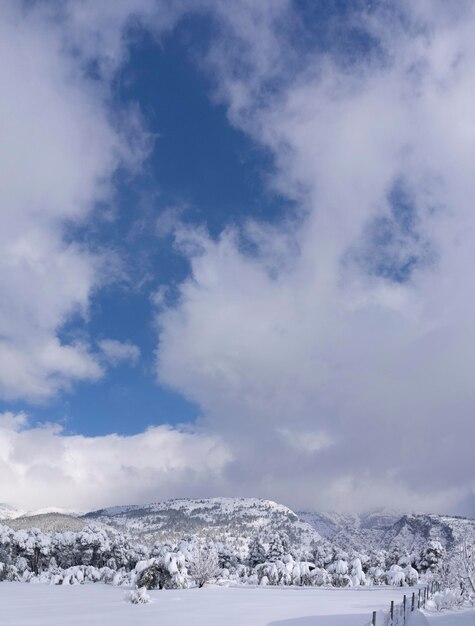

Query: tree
[
  {"left": 189, "top": 544, "right": 220, "bottom": 588},
  {"left": 418, "top": 540, "right": 445, "bottom": 574},
  {"left": 451, "top": 538, "right": 475, "bottom": 597},
  {"left": 248, "top": 535, "right": 267, "bottom": 568},
  {"left": 135, "top": 553, "right": 188, "bottom": 590},
  {"left": 268, "top": 534, "right": 285, "bottom": 563}
]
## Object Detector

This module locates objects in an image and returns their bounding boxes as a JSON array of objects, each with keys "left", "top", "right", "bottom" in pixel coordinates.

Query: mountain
[
  {"left": 0, "top": 503, "right": 27, "bottom": 520},
  {"left": 299, "top": 509, "right": 475, "bottom": 553},
  {"left": 4, "top": 513, "right": 87, "bottom": 533},
  {"left": 0, "top": 504, "right": 87, "bottom": 533},
  {"left": 3, "top": 497, "right": 475, "bottom": 557},
  {"left": 84, "top": 497, "right": 322, "bottom": 552},
  {"left": 0, "top": 504, "right": 81, "bottom": 520}
]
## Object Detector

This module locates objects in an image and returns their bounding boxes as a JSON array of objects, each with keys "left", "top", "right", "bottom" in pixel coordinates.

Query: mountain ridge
[{"left": 2, "top": 498, "right": 475, "bottom": 556}]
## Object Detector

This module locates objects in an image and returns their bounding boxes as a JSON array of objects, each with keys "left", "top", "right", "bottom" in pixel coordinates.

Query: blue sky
[
  {"left": 1, "top": 0, "right": 475, "bottom": 515},
  {"left": 0, "top": 9, "right": 288, "bottom": 436}
]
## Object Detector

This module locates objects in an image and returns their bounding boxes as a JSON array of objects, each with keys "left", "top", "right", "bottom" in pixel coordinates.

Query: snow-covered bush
[
  {"left": 328, "top": 558, "right": 351, "bottom": 587},
  {"left": 404, "top": 565, "right": 419, "bottom": 586},
  {"left": 350, "top": 558, "right": 366, "bottom": 586},
  {"left": 125, "top": 587, "right": 151, "bottom": 604},
  {"left": 367, "top": 566, "right": 385, "bottom": 585},
  {"left": 134, "top": 554, "right": 188, "bottom": 590},
  {"left": 426, "top": 588, "right": 463, "bottom": 612},
  {"left": 386, "top": 564, "right": 406, "bottom": 586}
]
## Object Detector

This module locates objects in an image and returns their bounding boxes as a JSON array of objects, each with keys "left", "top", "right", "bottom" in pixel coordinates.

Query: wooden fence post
[
  {"left": 403, "top": 594, "right": 406, "bottom": 619},
  {"left": 372, "top": 610, "right": 377, "bottom": 626},
  {"left": 418, "top": 589, "right": 421, "bottom": 609},
  {"left": 411, "top": 592, "right": 415, "bottom": 612},
  {"left": 390, "top": 600, "right": 394, "bottom": 621}
]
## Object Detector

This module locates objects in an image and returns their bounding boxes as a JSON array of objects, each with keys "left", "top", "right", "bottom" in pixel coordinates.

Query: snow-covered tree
[
  {"left": 189, "top": 544, "right": 219, "bottom": 588},
  {"left": 327, "top": 557, "right": 350, "bottom": 587},
  {"left": 248, "top": 535, "right": 267, "bottom": 568},
  {"left": 267, "top": 534, "right": 286, "bottom": 563},
  {"left": 134, "top": 553, "right": 188, "bottom": 590},
  {"left": 417, "top": 540, "right": 446, "bottom": 574},
  {"left": 350, "top": 558, "right": 366, "bottom": 586},
  {"left": 386, "top": 564, "right": 406, "bottom": 586},
  {"left": 447, "top": 538, "right": 475, "bottom": 599}
]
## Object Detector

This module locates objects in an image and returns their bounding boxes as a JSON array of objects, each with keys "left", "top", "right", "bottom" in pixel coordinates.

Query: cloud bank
[{"left": 0, "top": 412, "right": 230, "bottom": 511}]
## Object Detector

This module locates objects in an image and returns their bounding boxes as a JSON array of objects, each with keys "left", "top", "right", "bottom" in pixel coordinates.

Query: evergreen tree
[
  {"left": 267, "top": 534, "right": 285, "bottom": 563},
  {"left": 248, "top": 535, "right": 267, "bottom": 568}
]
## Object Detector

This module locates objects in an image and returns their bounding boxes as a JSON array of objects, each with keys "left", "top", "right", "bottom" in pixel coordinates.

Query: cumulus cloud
[
  {"left": 98, "top": 339, "right": 141, "bottom": 366},
  {"left": 0, "top": 0, "right": 197, "bottom": 402},
  {"left": 0, "top": 412, "right": 231, "bottom": 511},
  {"left": 154, "top": 1, "right": 475, "bottom": 514},
  {"left": 4, "top": 0, "right": 475, "bottom": 515},
  {"left": 0, "top": 1, "right": 149, "bottom": 401}
]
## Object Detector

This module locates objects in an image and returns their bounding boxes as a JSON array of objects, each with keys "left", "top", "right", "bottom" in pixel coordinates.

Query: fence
[{"left": 364, "top": 581, "right": 441, "bottom": 625}]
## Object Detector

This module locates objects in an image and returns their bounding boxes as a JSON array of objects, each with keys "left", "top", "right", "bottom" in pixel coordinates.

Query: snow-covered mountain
[
  {"left": 0, "top": 504, "right": 87, "bottom": 532},
  {"left": 3, "top": 496, "right": 475, "bottom": 557},
  {"left": 0, "top": 503, "right": 26, "bottom": 520},
  {"left": 84, "top": 497, "right": 322, "bottom": 551},
  {"left": 299, "top": 509, "right": 475, "bottom": 553},
  {"left": 5, "top": 512, "right": 87, "bottom": 533},
  {"left": 0, "top": 504, "right": 81, "bottom": 520}
]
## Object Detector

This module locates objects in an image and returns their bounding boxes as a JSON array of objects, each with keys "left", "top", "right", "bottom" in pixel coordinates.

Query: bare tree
[
  {"left": 445, "top": 538, "right": 475, "bottom": 599},
  {"left": 459, "top": 539, "right": 475, "bottom": 595},
  {"left": 189, "top": 545, "right": 220, "bottom": 588}
]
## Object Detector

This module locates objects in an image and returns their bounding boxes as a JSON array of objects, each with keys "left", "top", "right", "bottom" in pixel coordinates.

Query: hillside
[
  {"left": 3, "top": 497, "right": 475, "bottom": 557},
  {"left": 299, "top": 509, "right": 475, "bottom": 553},
  {"left": 0, "top": 504, "right": 26, "bottom": 520},
  {"left": 84, "top": 497, "right": 322, "bottom": 551},
  {"left": 4, "top": 513, "right": 87, "bottom": 533}
]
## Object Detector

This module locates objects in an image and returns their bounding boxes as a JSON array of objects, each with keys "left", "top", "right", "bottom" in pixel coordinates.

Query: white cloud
[
  {"left": 154, "top": 1, "right": 475, "bottom": 514},
  {"left": 0, "top": 2, "right": 139, "bottom": 400},
  {"left": 98, "top": 339, "right": 141, "bottom": 366},
  {"left": 0, "top": 412, "right": 231, "bottom": 511},
  {"left": 0, "top": 0, "right": 186, "bottom": 401},
  {"left": 4, "top": 0, "right": 475, "bottom": 514}
]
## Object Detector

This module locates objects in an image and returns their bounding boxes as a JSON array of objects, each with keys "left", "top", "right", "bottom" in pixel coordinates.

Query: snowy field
[
  {"left": 0, "top": 582, "right": 455, "bottom": 626},
  {"left": 422, "top": 611, "right": 475, "bottom": 626}
]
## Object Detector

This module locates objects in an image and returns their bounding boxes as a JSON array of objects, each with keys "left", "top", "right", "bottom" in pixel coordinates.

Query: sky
[{"left": 1, "top": 0, "right": 475, "bottom": 516}]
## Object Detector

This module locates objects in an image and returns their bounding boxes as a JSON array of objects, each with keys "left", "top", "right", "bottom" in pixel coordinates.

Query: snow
[
  {"left": 0, "top": 504, "right": 26, "bottom": 520},
  {"left": 0, "top": 504, "right": 81, "bottom": 521},
  {"left": 422, "top": 610, "right": 475, "bottom": 625},
  {"left": 407, "top": 610, "right": 431, "bottom": 625},
  {"left": 84, "top": 497, "right": 323, "bottom": 552},
  {"left": 0, "top": 583, "right": 440, "bottom": 626}
]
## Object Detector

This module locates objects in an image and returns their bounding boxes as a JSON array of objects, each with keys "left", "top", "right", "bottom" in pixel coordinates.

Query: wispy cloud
[{"left": 98, "top": 339, "right": 141, "bottom": 367}]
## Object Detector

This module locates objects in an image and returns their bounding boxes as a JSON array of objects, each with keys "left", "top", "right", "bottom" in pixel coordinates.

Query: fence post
[
  {"left": 418, "top": 589, "right": 421, "bottom": 609},
  {"left": 403, "top": 594, "right": 406, "bottom": 619},
  {"left": 411, "top": 592, "right": 415, "bottom": 612},
  {"left": 372, "top": 610, "right": 377, "bottom": 626},
  {"left": 390, "top": 600, "right": 394, "bottom": 622}
]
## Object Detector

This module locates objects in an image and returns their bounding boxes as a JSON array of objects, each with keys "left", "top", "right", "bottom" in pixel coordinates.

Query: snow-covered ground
[
  {"left": 421, "top": 610, "right": 475, "bottom": 625},
  {"left": 0, "top": 583, "right": 451, "bottom": 626}
]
